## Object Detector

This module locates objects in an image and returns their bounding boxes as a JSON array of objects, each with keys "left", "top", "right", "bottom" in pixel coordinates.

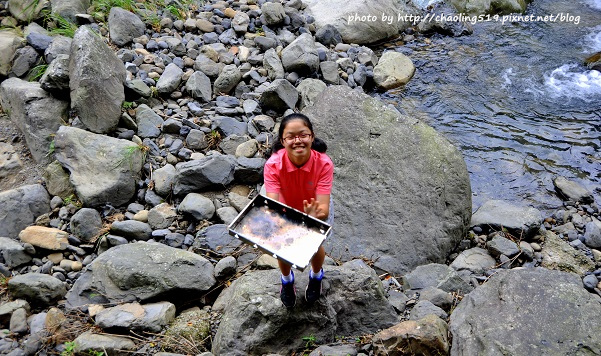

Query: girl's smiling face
[{"left": 281, "top": 119, "right": 314, "bottom": 166}]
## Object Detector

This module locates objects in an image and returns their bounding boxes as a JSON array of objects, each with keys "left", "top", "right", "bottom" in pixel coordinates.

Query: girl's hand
[{"left": 303, "top": 198, "right": 323, "bottom": 219}]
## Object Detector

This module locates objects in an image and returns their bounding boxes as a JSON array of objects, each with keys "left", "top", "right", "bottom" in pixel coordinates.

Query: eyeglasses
[{"left": 283, "top": 133, "right": 313, "bottom": 143}]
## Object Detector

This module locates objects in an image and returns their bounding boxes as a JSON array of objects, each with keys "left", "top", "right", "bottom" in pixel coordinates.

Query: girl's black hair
[{"left": 268, "top": 113, "right": 327, "bottom": 157}]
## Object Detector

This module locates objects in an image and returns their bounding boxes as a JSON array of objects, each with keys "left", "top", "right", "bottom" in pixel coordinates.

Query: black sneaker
[
  {"left": 305, "top": 274, "right": 323, "bottom": 304},
  {"left": 280, "top": 272, "right": 296, "bottom": 308}
]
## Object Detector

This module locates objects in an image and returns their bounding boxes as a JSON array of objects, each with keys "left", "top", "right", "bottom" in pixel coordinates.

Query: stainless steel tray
[{"left": 228, "top": 194, "right": 332, "bottom": 271}]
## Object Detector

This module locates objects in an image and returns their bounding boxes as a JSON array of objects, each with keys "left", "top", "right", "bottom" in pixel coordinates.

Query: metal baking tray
[{"left": 228, "top": 194, "right": 332, "bottom": 271}]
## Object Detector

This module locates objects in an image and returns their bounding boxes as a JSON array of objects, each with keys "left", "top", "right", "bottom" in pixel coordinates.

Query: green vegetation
[
  {"left": 122, "top": 101, "right": 134, "bottom": 109},
  {"left": 29, "top": 63, "right": 48, "bottom": 82},
  {"left": 93, "top": 0, "right": 137, "bottom": 13},
  {"left": 302, "top": 334, "right": 316, "bottom": 349},
  {"left": 44, "top": 13, "right": 78, "bottom": 37},
  {"left": 46, "top": 135, "right": 56, "bottom": 157},
  {"left": 61, "top": 341, "right": 75, "bottom": 356}
]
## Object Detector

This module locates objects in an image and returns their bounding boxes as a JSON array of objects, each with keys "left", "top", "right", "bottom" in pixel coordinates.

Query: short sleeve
[
  {"left": 315, "top": 156, "right": 334, "bottom": 195},
  {"left": 263, "top": 157, "right": 281, "bottom": 193}
]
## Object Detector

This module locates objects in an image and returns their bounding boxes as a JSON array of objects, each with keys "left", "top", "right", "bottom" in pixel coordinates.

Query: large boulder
[
  {"left": 172, "top": 155, "right": 236, "bottom": 196},
  {"left": 304, "top": 86, "right": 471, "bottom": 275},
  {"left": 108, "top": 7, "right": 146, "bottom": 47},
  {"left": 69, "top": 26, "right": 126, "bottom": 134},
  {"left": 66, "top": 242, "right": 217, "bottom": 308},
  {"left": 0, "top": 30, "right": 25, "bottom": 77},
  {"left": 303, "top": 0, "right": 415, "bottom": 45},
  {"left": 450, "top": 0, "right": 531, "bottom": 15},
  {"left": 450, "top": 268, "right": 601, "bottom": 355},
  {"left": 212, "top": 260, "right": 398, "bottom": 355},
  {"left": 50, "top": 0, "right": 91, "bottom": 22},
  {"left": 0, "top": 78, "right": 69, "bottom": 164},
  {"left": 0, "top": 184, "right": 50, "bottom": 239},
  {"left": 54, "top": 126, "right": 144, "bottom": 207},
  {"left": 281, "top": 33, "right": 319, "bottom": 75}
]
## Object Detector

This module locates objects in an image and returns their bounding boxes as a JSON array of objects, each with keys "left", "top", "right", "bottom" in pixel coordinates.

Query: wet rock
[
  {"left": 0, "top": 78, "right": 68, "bottom": 164},
  {"left": 173, "top": 155, "right": 236, "bottom": 195},
  {"left": 449, "top": 247, "right": 495, "bottom": 274},
  {"left": 70, "top": 26, "right": 126, "bottom": 134},
  {"left": 541, "top": 230, "right": 595, "bottom": 277},
  {"left": 95, "top": 302, "right": 176, "bottom": 333},
  {"left": 372, "top": 315, "right": 449, "bottom": 356},
  {"left": 108, "top": 7, "right": 146, "bottom": 47},
  {"left": 212, "top": 260, "right": 398, "bottom": 355},
  {"left": 110, "top": 220, "right": 152, "bottom": 241},
  {"left": 450, "top": 268, "right": 601, "bottom": 355},
  {"left": 470, "top": 199, "right": 542, "bottom": 237},
  {"left": 8, "top": 273, "right": 66, "bottom": 306},
  {"left": 66, "top": 242, "right": 216, "bottom": 307},
  {"left": 54, "top": 126, "right": 144, "bottom": 207},
  {"left": 18, "top": 226, "right": 69, "bottom": 251},
  {"left": 135, "top": 104, "right": 163, "bottom": 138},
  {"left": 0, "top": 237, "right": 32, "bottom": 268},
  {"left": 70, "top": 208, "right": 103, "bottom": 243},
  {"left": 260, "top": 79, "right": 298, "bottom": 112},
  {"left": 178, "top": 193, "right": 215, "bottom": 220},
  {"left": 373, "top": 51, "right": 415, "bottom": 90},
  {"left": 297, "top": 78, "right": 327, "bottom": 109},
  {"left": 157, "top": 63, "right": 184, "bottom": 94},
  {"left": 281, "top": 33, "right": 319, "bottom": 75},
  {"left": 73, "top": 331, "right": 136, "bottom": 356},
  {"left": 40, "top": 54, "right": 70, "bottom": 94}
]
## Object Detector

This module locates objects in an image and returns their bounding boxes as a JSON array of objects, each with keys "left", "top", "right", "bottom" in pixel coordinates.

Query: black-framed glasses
[{"left": 283, "top": 133, "right": 313, "bottom": 143}]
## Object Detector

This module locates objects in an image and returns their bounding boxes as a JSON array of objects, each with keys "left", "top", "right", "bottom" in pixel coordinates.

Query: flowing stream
[{"left": 380, "top": 0, "right": 601, "bottom": 213}]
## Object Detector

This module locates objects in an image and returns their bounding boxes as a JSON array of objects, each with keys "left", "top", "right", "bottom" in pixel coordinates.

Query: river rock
[
  {"left": 186, "top": 129, "right": 209, "bottom": 150},
  {"left": 470, "top": 199, "right": 542, "bottom": 237},
  {"left": 153, "top": 164, "right": 176, "bottom": 197},
  {"left": 449, "top": 247, "right": 496, "bottom": 274},
  {"left": 40, "top": 54, "right": 70, "bottom": 94},
  {"left": 0, "top": 78, "right": 68, "bottom": 164},
  {"left": 0, "top": 184, "right": 50, "bottom": 239},
  {"left": 164, "top": 307, "right": 211, "bottom": 352},
  {"left": 45, "top": 35, "right": 72, "bottom": 64},
  {"left": 179, "top": 193, "right": 215, "bottom": 220},
  {"left": 214, "top": 255, "right": 237, "bottom": 279},
  {"left": 314, "top": 24, "right": 343, "bottom": 47},
  {"left": 186, "top": 71, "right": 212, "bottom": 102},
  {"left": 541, "top": 230, "right": 595, "bottom": 276},
  {"left": 10, "top": 46, "right": 39, "bottom": 77},
  {"left": 9, "top": 308, "right": 28, "bottom": 334},
  {"left": 8, "top": 0, "right": 48, "bottom": 22},
  {"left": 553, "top": 176, "right": 594, "bottom": 203},
  {"left": 108, "top": 7, "right": 145, "bottom": 47},
  {"left": 214, "top": 64, "right": 241, "bottom": 95},
  {"left": 305, "top": 86, "right": 471, "bottom": 275},
  {"left": 95, "top": 302, "right": 176, "bottom": 333},
  {"left": 0, "top": 237, "right": 32, "bottom": 268},
  {"left": 66, "top": 242, "right": 216, "bottom": 307},
  {"left": 212, "top": 260, "right": 398, "bottom": 355},
  {"left": 0, "top": 30, "right": 25, "bottom": 76},
  {"left": 409, "top": 300, "right": 447, "bottom": 320},
  {"left": 281, "top": 33, "right": 319, "bottom": 75},
  {"left": 73, "top": 332, "right": 136, "bottom": 356},
  {"left": 584, "top": 221, "right": 601, "bottom": 249},
  {"left": 54, "top": 126, "right": 144, "bottom": 207},
  {"left": 110, "top": 220, "right": 152, "bottom": 241},
  {"left": 260, "top": 79, "right": 298, "bottom": 112},
  {"left": 261, "top": 2, "right": 286, "bottom": 26},
  {"left": 135, "top": 104, "right": 163, "bottom": 138},
  {"left": 303, "top": 0, "right": 413, "bottom": 44},
  {"left": 232, "top": 11, "right": 250, "bottom": 32},
  {"left": 43, "top": 160, "right": 75, "bottom": 199},
  {"left": 402, "top": 263, "right": 473, "bottom": 294},
  {"left": 263, "top": 48, "right": 285, "bottom": 80},
  {"left": 372, "top": 315, "right": 449, "bottom": 356},
  {"left": 373, "top": 51, "right": 415, "bottom": 90},
  {"left": 193, "top": 224, "right": 242, "bottom": 255},
  {"left": 70, "top": 26, "right": 126, "bottom": 134},
  {"left": 450, "top": 268, "right": 601, "bottom": 355},
  {"left": 0, "top": 300, "right": 30, "bottom": 327},
  {"left": 18, "top": 226, "right": 69, "bottom": 251},
  {"left": 8, "top": 273, "right": 66, "bottom": 306},
  {"left": 70, "top": 208, "right": 103, "bottom": 243},
  {"left": 234, "top": 157, "right": 265, "bottom": 184},
  {"left": 50, "top": 0, "right": 90, "bottom": 22},
  {"left": 487, "top": 233, "right": 520, "bottom": 257},
  {"left": 172, "top": 155, "right": 235, "bottom": 196},
  {"left": 450, "top": 0, "right": 531, "bottom": 15},
  {"left": 0, "top": 142, "right": 22, "bottom": 180},
  {"left": 157, "top": 63, "right": 184, "bottom": 94}
]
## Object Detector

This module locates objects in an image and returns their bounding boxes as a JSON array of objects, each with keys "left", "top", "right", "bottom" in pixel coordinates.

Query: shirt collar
[{"left": 284, "top": 150, "right": 314, "bottom": 173}]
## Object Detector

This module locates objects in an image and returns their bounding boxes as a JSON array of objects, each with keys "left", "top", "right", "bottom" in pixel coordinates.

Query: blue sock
[
  {"left": 281, "top": 270, "right": 294, "bottom": 284},
  {"left": 310, "top": 268, "right": 323, "bottom": 280}
]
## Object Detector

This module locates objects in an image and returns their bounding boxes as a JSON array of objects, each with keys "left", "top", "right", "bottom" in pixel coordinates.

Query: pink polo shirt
[{"left": 264, "top": 149, "right": 334, "bottom": 211}]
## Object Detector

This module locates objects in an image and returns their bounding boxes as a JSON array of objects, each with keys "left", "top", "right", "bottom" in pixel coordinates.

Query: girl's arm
[{"left": 303, "top": 194, "right": 330, "bottom": 221}]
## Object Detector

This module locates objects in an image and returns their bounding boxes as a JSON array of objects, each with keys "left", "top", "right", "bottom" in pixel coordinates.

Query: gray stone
[
  {"left": 54, "top": 126, "right": 143, "bottom": 207},
  {"left": 470, "top": 200, "right": 542, "bottom": 237},
  {"left": 153, "top": 164, "right": 176, "bottom": 197},
  {"left": 186, "top": 71, "right": 212, "bottom": 102},
  {"left": 305, "top": 86, "right": 471, "bottom": 275},
  {"left": 173, "top": 154, "right": 236, "bottom": 195},
  {"left": 95, "top": 302, "right": 176, "bottom": 333},
  {"left": 418, "top": 287, "right": 453, "bottom": 311},
  {"left": 213, "top": 116, "right": 247, "bottom": 137},
  {"left": 216, "top": 207, "right": 239, "bottom": 225},
  {"left": 0, "top": 237, "right": 31, "bottom": 268},
  {"left": 186, "top": 129, "right": 208, "bottom": 150},
  {"left": 40, "top": 54, "right": 70, "bottom": 94},
  {"left": 320, "top": 61, "right": 340, "bottom": 84},
  {"left": 8, "top": 0, "right": 48, "bottom": 22},
  {"left": 0, "top": 142, "right": 22, "bottom": 181},
  {"left": 553, "top": 176, "right": 593, "bottom": 203},
  {"left": 0, "top": 78, "right": 68, "bottom": 164},
  {"left": 263, "top": 48, "right": 285, "bottom": 81},
  {"left": 212, "top": 260, "right": 398, "bottom": 355},
  {"left": 260, "top": 79, "right": 298, "bottom": 113},
  {"left": 9, "top": 308, "right": 28, "bottom": 334},
  {"left": 108, "top": 7, "right": 145, "bottom": 46},
  {"left": 135, "top": 104, "right": 163, "bottom": 138},
  {"left": 519, "top": 240, "right": 535, "bottom": 260},
  {"left": 409, "top": 300, "right": 447, "bottom": 320},
  {"left": 540, "top": 230, "right": 595, "bottom": 277},
  {"left": 73, "top": 332, "right": 136, "bottom": 356},
  {"left": 309, "top": 345, "right": 357, "bottom": 356},
  {"left": 0, "top": 300, "right": 30, "bottom": 327},
  {"left": 161, "top": 118, "right": 181, "bottom": 134},
  {"left": 281, "top": 33, "right": 319, "bottom": 75},
  {"left": 66, "top": 242, "right": 216, "bottom": 307},
  {"left": 178, "top": 193, "right": 215, "bottom": 220},
  {"left": 254, "top": 36, "right": 277, "bottom": 52},
  {"left": 583, "top": 274, "right": 598, "bottom": 290},
  {"left": 584, "top": 221, "right": 601, "bottom": 249},
  {"left": 487, "top": 233, "right": 520, "bottom": 257},
  {"left": 70, "top": 208, "right": 103, "bottom": 243},
  {"left": 450, "top": 268, "right": 601, "bottom": 355},
  {"left": 297, "top": 78, "right": 327, "bottom": 109},
  {"left": 157, "top": 63, "right": 184, "bottom": 94},
  {"left": 219, "top": 134, "right": 248, "bottom": 156},
  {"left": 125, "top": 79, "right": 152, "bottom": 98},
  {"left": 0, "top": 30, "right": 25, "bottom": 76},
  {"left": 372, "top": 315, "right": 449, "bottom": 356},
  {"left": 449, "top": 247, "right": 495, "bottom": 275},
  {"left": 44, "top": 35, "right": 71, "bottom": 64},
  {"left": 450, "top": 0, "right": 531, "bottom": 15},
  {"left": 314, "top": 24, "right": 343, "bottom": 47},
  {"left": 228, "top": 192, "right": 251, "bottom": 212},
  {"left": 70, "top": 26, "right": 126, "bottom": 134},
  {"left": 261, "top": 2, "right": 286, "bottom": 26},
  {"left": 235, "top": 139, "right": 258, "bottom": 158},
  {"left": 373, "top": 51, "right": 415, "bottom": 90},
  {"left": 10, "top": 46, "right": 39, "bottom": 77},
  {"left": 147, "top": 203, "right": 177, "bottom": 230},
  {"left": 214, "top": 64, "right": 241, "bottom": 95},
  {"left": 164, "top": 308, "right": 211, "bottom": 353},
  {"left": 8, "top": 273, "right": 66, "bottom": 306},
  {"left": 28, "top": 311, "right": 46, "bottom": 334},
  {"left": 214, "top": 255, "right": 237, "bottom": 279},
  {"left": 107, "top": 234, "right": 128, "bottom": 246},
  {"left": 234, "top": 157, "right": 265, "bottom": 184},
  {"left": 193, "top": 224, "right": 242, "bottom": 255},
  {"left": 403, "top": 263, "right": 473, "bottom": 294},
  {"left": 388, "top": 290, "right": 409, "bottom": 313},
  {"left": 50, "top": 0, "right": 90, "bottom": 22},
  {"left": 194, "top": 54, "right": 224, "bottom": 78},
  {"left": 110, "top": 220, "right": 152, "bottom": 241},
  {"left": 250, "top": 115, "right": 275, "bottom": 132},
  {"left": 0, "top": 184, "right": 50, "bottom": 239}
]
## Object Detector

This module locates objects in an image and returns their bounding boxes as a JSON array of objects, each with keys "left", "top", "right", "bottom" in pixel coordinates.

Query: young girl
[{"left": 263, "top": 113, "right": 334, "bottom": 308}]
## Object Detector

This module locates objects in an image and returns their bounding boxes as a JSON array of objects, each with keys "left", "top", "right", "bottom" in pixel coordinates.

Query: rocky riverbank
[{"left": 0, "top": 0, "right": 600, "bottom": 355}]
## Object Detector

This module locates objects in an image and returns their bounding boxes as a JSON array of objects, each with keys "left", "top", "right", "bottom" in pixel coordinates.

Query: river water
[{"left": 380, "top": 0, "right": 601, "bottom": 213}]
